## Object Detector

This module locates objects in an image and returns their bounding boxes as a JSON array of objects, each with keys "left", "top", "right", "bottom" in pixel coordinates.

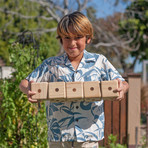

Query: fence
[{"left": 99, "top": 74, "right": 141, "bottom": 147}]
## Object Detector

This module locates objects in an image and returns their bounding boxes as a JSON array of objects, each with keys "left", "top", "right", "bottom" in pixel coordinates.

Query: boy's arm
[
  {"left": 115, "top": 78, "right": 129, "bottom": 101},
  {"left": 19, "top": 79, "right": 37, "bottom": 103}
]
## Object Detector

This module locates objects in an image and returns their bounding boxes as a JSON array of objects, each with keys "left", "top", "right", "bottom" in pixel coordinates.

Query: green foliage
[
  {"left": 99, "top": 134, "right": 127, "bottom": 148},
  {"left": 39, "top": 34, "right": 60, "bottom": 59},
  {"left": 0, "top": 43, "right": 48, "bottom": 147},
  {"left": 140, "top": 136, "right": 147, "bottom": 148},
  {"left": 141, "top": 113, "right": 147, "bottom": 124},
  {"left": 0, "top": 0, "right": 59, "bottom": 64},
  {"left": 119, "top": 0, "right": 148, "bottom": 62},
  {"left": 108, "top": 134, "right": 127, "bottom": 148}
]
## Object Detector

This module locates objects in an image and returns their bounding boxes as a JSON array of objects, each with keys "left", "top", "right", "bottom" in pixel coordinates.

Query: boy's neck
[{"left": 68, "top": 52, "right": 84, "bottom": 70}]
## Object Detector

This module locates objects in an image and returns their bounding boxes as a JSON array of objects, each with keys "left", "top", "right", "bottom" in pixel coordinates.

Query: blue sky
[
  {"left": 90, "top": 0, "right": 142, "bottom": 73},
  {"left": 92, "top": 0, "right": 131, "bottom": 18},
  {"left": 92, "top": 0, "right": 129, "bottom": 18}
]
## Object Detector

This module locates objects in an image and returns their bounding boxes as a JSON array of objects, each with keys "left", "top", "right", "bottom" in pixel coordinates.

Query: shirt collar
[
  {"left": 63, "top": 50, "right": 96, "bottom": 69},
  {"left": 83, "top": 50, "right": 96, "bottom": 63}
]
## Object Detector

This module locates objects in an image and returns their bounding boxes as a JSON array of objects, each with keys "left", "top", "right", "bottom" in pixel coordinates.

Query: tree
[
  {"left": 119, "top": 0, "right": 148, "bottom": 71},
  {"left": 0, "top": 0, "right": 59, "bottom": 64},
  {"left": 89, "top": 12, "right": 131, "bottom": 73},
  {"left": 1, "top": 0, "right": 134, "bottom": 73},
  {"left": 0, "top": 0, "right": 92, "bottom": 64},
  {"left": 87, "top": 0, "right": 148, "bottom": 73}
]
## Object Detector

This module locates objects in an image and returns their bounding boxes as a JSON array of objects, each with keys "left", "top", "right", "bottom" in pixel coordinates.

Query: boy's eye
[
  {"left": 63, "top": 36, "right": 83, "bottom": 40},
  {"left": 64, "top": 36, "right": 70, "bottom": 39},
  {"left": 75, "top": 36, "right": 83, "bottom": 39}
]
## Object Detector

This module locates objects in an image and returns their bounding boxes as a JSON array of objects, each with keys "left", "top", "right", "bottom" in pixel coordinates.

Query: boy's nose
[{"left": 69, "top": 39, "right": 76, "bottom": 45}]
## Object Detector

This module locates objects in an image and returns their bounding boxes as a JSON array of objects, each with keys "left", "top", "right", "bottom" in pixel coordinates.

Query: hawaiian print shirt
[{"left": 26, "top": 50, "right": 124, "bottom": 142}]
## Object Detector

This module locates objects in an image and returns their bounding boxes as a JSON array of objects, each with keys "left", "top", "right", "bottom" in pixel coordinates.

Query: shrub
[{"left": 0, "top": 43, "right": 48, "bottom": 147}]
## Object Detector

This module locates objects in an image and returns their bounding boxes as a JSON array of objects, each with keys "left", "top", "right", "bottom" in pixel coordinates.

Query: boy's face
[{"left": 61, "top": 26, "right": 91, "bottom": 61}]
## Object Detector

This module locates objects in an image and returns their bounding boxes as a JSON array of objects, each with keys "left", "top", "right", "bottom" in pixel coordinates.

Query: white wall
[{"left": 0, "top": 66, "right": 15, "bottom": 79}]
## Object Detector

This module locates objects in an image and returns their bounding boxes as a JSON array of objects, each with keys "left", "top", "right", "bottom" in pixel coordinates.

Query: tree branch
[
  {"left": 27, "top": 0, "right": 61, "bottom": 22},
  {"left": 0, "top": 8, "right": 54, "bottom": 21},
  {"left": 76, "top": 0, "right": 89, "bottom": 11},
  {"left": 32, "top": 28, "right": 57, "bottom": 34}
]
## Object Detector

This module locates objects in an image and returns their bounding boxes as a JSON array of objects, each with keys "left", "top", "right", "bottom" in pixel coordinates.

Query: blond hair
[{"left": 57, "top": 11, "right": 93, "bottom": 41}]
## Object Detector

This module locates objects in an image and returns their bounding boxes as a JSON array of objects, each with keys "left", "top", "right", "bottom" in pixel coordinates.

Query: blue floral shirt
[{"left": 26, "top": 50, "right": 124, "bottom": 142}]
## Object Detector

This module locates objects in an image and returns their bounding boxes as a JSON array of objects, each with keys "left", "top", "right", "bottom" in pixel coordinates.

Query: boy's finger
[
  {"left": 28, "top": 98, "right": 38, "bottom": 103},
  {"left": 116, "top": 78, "right": 123, "bottom": 88},
  {"left": 28, "top": 90, "right": 36, "bottom": 95},
  {"left": 113, "top": 88, "right": 122, "bottom": 93},
  {"left": 27, "top": 90, "right": 37, "bottom": 103},
  {"left": 28, "top": 80, "right": 35, "bottom": 90},
  {"left": 116, "top": 90, "right": 124, "bottom": 101}
]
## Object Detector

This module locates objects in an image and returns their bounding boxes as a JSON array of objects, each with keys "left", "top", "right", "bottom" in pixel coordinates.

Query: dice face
[
  {"left": 84, "top": 81, "right": 101, "bottom": 102},
  {"left": 48, "top": 82, "right": 66, "bottom": 102},
  {"left": 31, "top": 82, "right": 48, "bottom": 100},
  {"left": 84, "top": 81, "right": 101, "bottom": 98},
  {"left": 66, "top": 82, "right": 84, "bottom": 101},
  {"left": 101, "top": 80, "right": 119, "bottom": 98}
]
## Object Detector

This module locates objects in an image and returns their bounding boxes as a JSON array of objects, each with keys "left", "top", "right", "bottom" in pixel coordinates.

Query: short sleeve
[
  {"left": 101, "top": 55, "right": 124, "bottom": 81},
  {"left": 26, "top": 60, "right": 49, "bottom": 82}
]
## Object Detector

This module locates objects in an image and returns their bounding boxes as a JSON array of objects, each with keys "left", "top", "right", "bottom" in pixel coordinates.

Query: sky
[
  {"left": 90, "top": 0, "right": 142, "bottom": 73},
  {"left": 92, "top": 0, "right": 131, "bottom": 18}
]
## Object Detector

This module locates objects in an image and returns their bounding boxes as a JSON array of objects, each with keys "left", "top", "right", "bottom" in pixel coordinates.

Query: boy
[{"left": 19, "top": 11, "right": 129, "bottom": 148}]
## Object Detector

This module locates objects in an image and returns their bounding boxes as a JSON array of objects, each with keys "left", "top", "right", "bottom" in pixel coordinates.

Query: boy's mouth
[{"left": 69, "top": 47, "right": 77, "bottom": 50}]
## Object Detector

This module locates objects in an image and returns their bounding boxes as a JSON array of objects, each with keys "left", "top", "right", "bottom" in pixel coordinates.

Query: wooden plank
[
  {"left": 31, "top": 82, "right": 48, "bottom": 100},
  {"left": 120, "top": 94, "right": 127, "bottom": 144},
  {"left": 128, "top": 76, "right": 141, "bottom": 145},
  {"left": 101, "top": 80, "right": 119, "bottom": 98},
  {"left": 66, "top": 82, "right": 84, "bottom": 101},
  {"left": 104, "top": 100, "right": 112, "bottom": 146},
  {"left": 48, "top": 82, "right": 66, "bottom": 102},
  {"left": 84, "top": 81, "right": 101, "bottom": 102},
  {"left": 98, "top": 139, "right": 104, "bottom": 147},
  {"left": 113, "top": 100, "right": 120, "bottom": 143},
  {"left": 128, "top": 145, "right": 136, "bottom": 148}
]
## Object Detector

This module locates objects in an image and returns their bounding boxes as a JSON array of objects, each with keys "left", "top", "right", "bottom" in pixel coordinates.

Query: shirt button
[
  {"left": 76, "top": 119, "right": 79, "bottom": 122},
  {"left": 76, "top": 106, "right": 79, "bottom": 109}
]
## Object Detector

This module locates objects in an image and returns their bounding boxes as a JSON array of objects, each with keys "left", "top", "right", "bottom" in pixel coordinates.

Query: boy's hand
[
  {"left": 113, "top": 78, "right": 128, "bottom": 101},
  {"left": 27, "top": 81, "right": 38, "bottom": 103}
]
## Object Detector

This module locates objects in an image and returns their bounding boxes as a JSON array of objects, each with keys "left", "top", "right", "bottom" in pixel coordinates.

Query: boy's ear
[
  {"left": 60, "top": 39, "right": 63, "bottom": 44},
  {"left": 86, "top": 38, "right": 91, "bottom": 44}
]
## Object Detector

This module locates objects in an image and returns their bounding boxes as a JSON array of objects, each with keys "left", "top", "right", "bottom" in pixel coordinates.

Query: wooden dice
[
  {"left": 31, "top": 82, "right": 48, "bottom": 100},
  {"left": 48, "top": 82, "right": 66, "bottom": 102},
  {"left": 101, "top": 80, "right": 119, "bottom": 98},
  {"left": 66, "top": 82, "right": 84, "bottom": 102},
  {"left": 84, "top": 81, "right": 101, "bottom": 102}
]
